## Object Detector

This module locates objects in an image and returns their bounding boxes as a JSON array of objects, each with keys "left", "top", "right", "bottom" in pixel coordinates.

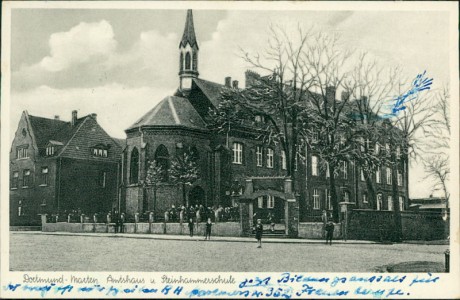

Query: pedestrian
[
  {"left": 255, "top": 219, "right": 263, "bottom": 248},
  {"left": 188, "top": 218, "right": 194, "bottom": 237},
  {"left": 268, "top": 213, "right": 275, "bottom": 232},
  {"left": 321, "top": 210, "right": 328, "bottom": 238},
  {"left": 325, "top": 221, "right": 334, "bottom": 245},
  {"left": 204, "top": 218, "right": 212, "bottom": 240},
  {"left": 120, "top": 213, "right": 125, "bottom": 233}
]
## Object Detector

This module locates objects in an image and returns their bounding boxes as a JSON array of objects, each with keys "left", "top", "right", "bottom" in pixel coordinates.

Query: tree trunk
[
  {"left": 329, "top": 166, "right": 339, "bottom": 222},
  {"left": 153, "top": 186, "right": 157, "bottom": 221},
  {"left": 365, "top": 173, "right": 376, "bottom": 209},
  {"left": 391, "top": 160, "right": 402, "bottom": 242}
]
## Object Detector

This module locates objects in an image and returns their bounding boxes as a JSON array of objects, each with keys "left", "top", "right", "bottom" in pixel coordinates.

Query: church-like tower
[{"left": 179, "top": 9, "right": 199, "bottom": 92}]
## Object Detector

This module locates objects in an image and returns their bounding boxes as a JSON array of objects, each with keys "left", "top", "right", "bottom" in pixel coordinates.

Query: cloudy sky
[{"left": 8, "top": 5, "right": 454, "bottom": 197}]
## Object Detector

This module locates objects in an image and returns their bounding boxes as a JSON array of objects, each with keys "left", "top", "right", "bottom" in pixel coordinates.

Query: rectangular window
[
  {"left": 313, "top": 189, "right": 320, "bottom": 209},
  {"left": 267, "top": 195, "right": 275, "bottom": 209},
  {"left": 40, "top": 167, "right": 49, "bottom": 186},
  {"left": 266, "top": 148, "right": 274, "bottom": 168},
  {"left": 312, "top": 156, "right": 318, "bottom": 176},
  {"left": 326, "top": 162, "right": 330, "bottom": 178},
  {"left": 343, "top": 191, "right": 350, "bottom": 202},
  {"left": 397, "top": 170, "right": 402, "bottom": 186},
  {"left": 232, "top": 142, "right": 243, "bottom": 164},
  {"left": 103, "top": 149, "right": 108, "bottom": 158},
  {"left": 374, "top": 143, "right": 380, "bottom": 155},
  {"left": 386, "top": 167, "right": 392, "bottom": 185},
  {"left": 258, "top": 196, "right": 264, "bottom": 208},
  {"left": 11, "top": 171, "right": 19, "bottom": 189},
  {"left": 342, "top": 161, "right": 348, "bottom": 179},
  {"left": 360, "top": 168, "right": 365, "bottom": 181},
  {"left": 93, "top": 148, "right": 98, "bottom": 156},
  {"left": 377, "top": 194, "right": 383, "bottom": 210},
  {"left": 99, "top": 171, "right": 107, "bottom": 188},
  {"left": 376, "top": 167, "right": 381, "bottom": 184},
  {"left": 16, "top": 147, "right": 29, "bottom": 159},
  {"left": 363, "top": 193, "right": 368, "bottom": 203},
  {"left": 359, "top": 137, "right": 365, "bottom": 152},
  {"left": 256, "top": 146, "right": 263, "bottom": 167},
  {"left": 399, "top": 196, "right": 404, "bottom": 211},
  {"left": 388, "top": 196, "right": 393, "bottom": 211},
  {"left": 46, "top": 146, "right": 55, "bottom": 156},
  {"left": 23, "top": 170, "right": 31, "bottom": 187},
  {"left": 325, "top": 189, "right": 332, "bottom": 210},
  {"left": 281, "top": 150, "right": 287, "bottom": 170}
]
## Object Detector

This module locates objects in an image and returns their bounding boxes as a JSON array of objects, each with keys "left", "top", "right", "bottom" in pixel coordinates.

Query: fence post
[
  {"left": 134, "top": 213, "right": 139, "bottom": 233},
  {"left": 445, "top": 249, "right": 450, "bottom": 272}
]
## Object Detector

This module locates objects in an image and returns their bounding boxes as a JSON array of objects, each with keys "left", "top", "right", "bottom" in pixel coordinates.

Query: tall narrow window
[
  {"left": 397, "top": 170, "right": 403, "bottom": 186},
  {"left": 312, "top": 156, "right": 318, "bottom": 176},
  {"left": 374, "top": 143, "right": 380, "bottom": 155},
  {"left": 129, "top": 148, "right": 139, "bottom": 184},
  {"left": 387, "top": 196, "right": 393, "bottom": 211},
  {"left": 326, "top": 162, "right": 330, "bottom": 178},
  {"left": 325, "top": 189, "right": 332, "bottom": 210},
  {"left": 192, "top": 52, "right": 197, "bottom": 71},
  {"left": 46, "top": 146, "right": 55, "bottom": 156},
  {"left": 313, "top": 189, "right": 320, "bottom": 209},
  {"left": 359, "top": 137, "right": 365, "bottom": 152},
  {"left": 281, "top": 150, "right": 287, "bottom": 170},
  {"left": 23, "top": 170, "right": 31, "bottom": 187},
  {"left": 185, "top": 52, "right": 191, "bottom": 70},
  {"left": 256, "top": 146, "right": 263, "bottom": 167},
  {"left": 232, "top": 142, "right": 243, "bottom": 164},
  {"left": 376, "top": 167, "right": 381, "bottom": 184},
  {"left": 267, "top": 195, "right": 275, "bottom": 208},
  {"left": 342, "top": 161, "right": 348, "bottom": 179},
  {"left": 399, "top": 196, "right": 404, "bottom": 211},
  {"left": 363, "top": 193, "right": 368, "bottom": 203},
  {"left": 376, "top": 194, "right": 383, "bottom": 210},
  {"left": 40, "top": 167, "right": 49, "bottom": 186},
  {"left": 154, "top": 145, "right": 170, "bottom": 181},
  {"left": 180, "top": 52, "right": 184, "bottom": 71},
  {"left": 266, "top": 148, "right": 274, "bottom": 168},
  {"left": 396, "top": 146, "right": 401, "bottom": 159},
  {"left": 18, "top": 200, "right": 24, "bottom": 216},
  {"left": 386, "top": 167, "right": 392, "bottom": 185},
  {"left": 360, "top": 168, "right": 365, "bottom": 181},
  {"left": 11, "top": 171, "right": 19, "bottom": 189},
  {"left": 258, "top": 196, "right": 264, "bottom": 208}
]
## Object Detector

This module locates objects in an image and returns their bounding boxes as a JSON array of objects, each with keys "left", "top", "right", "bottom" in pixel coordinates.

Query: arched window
[
  {"left": 155, "top": 145, "right": 169, "bottom": 181},
  {"left": 180, "top": 52, "right": 184, "bottom": 71},
  {"left": 185, "top": 52, "right": 191, "bottom": 70},
  {"left": 192, "top": 52, "right": 197, "bottom": 71},
  {"left": 129, "top": 147, "right": 139, "bottom": 184}
]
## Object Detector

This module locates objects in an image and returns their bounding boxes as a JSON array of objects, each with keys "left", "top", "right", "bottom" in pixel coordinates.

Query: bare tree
[{"left": 144, "top": 160, "right": 164, "bottom": 220}]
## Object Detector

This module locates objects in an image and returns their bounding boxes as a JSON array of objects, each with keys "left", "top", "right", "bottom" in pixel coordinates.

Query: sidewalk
[{"left": 12, "top": 231, "right": 378, "bottom": 245}]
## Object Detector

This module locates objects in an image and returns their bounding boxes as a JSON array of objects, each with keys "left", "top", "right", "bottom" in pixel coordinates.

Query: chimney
[
  {"left": 245, "top": 70, "right": 260, "bottom": 88},
  {"left": 232, "top": 80, "right": 239, "bottom": 89},
  {"left": 71, "top": 110, "right": 77, "bottom": 126},
  {"left": 325, "top": 86, "right": 336, "bottom": 103},
  {"left": 225, "top": 76, "right": 231, "bottom": 88},
  {"left": 90, "top": 113, "right": 97, "bottom": 121},
  {"left": 54, "top": 115, "right": 60, "bottom": 120}
]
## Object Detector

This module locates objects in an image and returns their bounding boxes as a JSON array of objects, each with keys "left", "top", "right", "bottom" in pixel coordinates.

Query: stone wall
[
  {"left": 348, "top": 209, "right": 449, "bottom": 241},
  {"left": 298, "top": 222, "right": 341, "bottom": 239}
]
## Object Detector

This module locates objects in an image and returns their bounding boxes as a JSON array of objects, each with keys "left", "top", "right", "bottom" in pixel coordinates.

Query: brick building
[
  {"left": 122, "top": 10, "right": 409, "bottom": 224},
  {"left": 9, "top": 110, "right": 123, "bottom": 225}
]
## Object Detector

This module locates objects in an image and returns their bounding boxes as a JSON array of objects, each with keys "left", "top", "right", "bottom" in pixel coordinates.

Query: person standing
[
  {"left": 255, "top": 219, "right": 263, "bottom": 248},
  {"left": 321, "top": 210, "right": 328, "bottom": 238},
  {"left": 325, "top": 221, "right": 334, "bottom": 245},
  {"left": 120, "top": 213, "right": 125, "bottom": 233},
  {"left": 188, "top": 218, "right": 194, "bottom": 237},
  {"left": 204, "top": 218, "right": 212, "bottom": 240}
]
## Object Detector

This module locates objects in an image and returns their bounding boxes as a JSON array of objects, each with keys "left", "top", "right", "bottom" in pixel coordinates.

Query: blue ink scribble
[{"left": 391, "top": 70, "right": 433, "bottom": 115}]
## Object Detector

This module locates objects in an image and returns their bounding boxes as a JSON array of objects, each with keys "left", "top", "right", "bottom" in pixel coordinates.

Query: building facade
[
  {"left": 121, "top": 10, "right": 410, "bottom": 223},
  {"left": 10, "top": 110, "right": 123, "bottom": 225}
]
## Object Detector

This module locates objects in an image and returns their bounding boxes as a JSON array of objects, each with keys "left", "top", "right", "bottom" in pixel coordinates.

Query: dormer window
[
  {"left": 46, "top": 146, "right": 55, "bottom": 156},
  {"left": 91, "top": 145, "right": 108, "bottom": 158},
  {"left": 255, "top": 115, "right": 264, "bottom": 123}
]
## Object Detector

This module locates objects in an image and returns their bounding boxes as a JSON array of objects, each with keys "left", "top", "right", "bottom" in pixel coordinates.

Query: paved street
[{"left": 10, "top": 232, "right": 446, "bottom": 272}]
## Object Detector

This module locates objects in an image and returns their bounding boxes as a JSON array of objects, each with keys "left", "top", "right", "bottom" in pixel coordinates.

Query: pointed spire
[{"left": 179, "top": 10, "right": 199, "bottom": 49}]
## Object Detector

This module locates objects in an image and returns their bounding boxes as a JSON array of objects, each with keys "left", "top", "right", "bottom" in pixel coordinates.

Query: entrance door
[{"left": 189, "top": 186, "right": 205, "bottom": 207}]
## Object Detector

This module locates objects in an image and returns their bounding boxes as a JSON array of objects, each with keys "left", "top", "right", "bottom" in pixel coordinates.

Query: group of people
[
  {"left": 186, "top": 217, "right": 213, "bottom": 240},
  {"left": 164, "top": 204, "right": 239, "bottom": 223}
]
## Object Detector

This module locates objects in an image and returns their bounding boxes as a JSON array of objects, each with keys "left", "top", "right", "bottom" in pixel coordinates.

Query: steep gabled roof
[
  {"left": 28, "top": 115, "right": 71, "bottom": 148},
  {"left": 192, "top": 78, "right": 228, "bottom": 107},
  {"left": 126, "top": 95, "right": 207, "bottom": 131},
  {"left": 179, "top": 10, "right": 199, "bottom": 49}
]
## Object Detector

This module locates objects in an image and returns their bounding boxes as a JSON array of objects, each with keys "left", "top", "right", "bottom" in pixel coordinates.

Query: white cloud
[{"left": 39, "top": 20, "right": 117, "bottom": 72}]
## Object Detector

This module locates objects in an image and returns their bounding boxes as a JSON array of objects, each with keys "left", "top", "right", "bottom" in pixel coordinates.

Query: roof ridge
[{"left": 56, "top": 117, "right": 90, "bottom": 156}]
